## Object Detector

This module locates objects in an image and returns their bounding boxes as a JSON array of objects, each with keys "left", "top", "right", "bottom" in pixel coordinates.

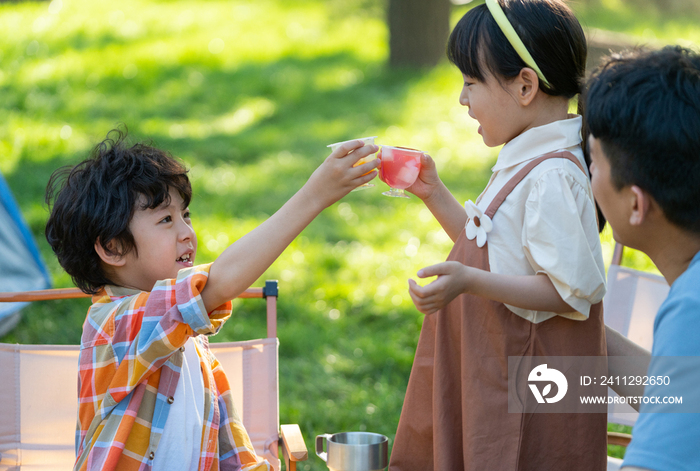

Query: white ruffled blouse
[{"left": 469, "top": 115, "right": 606, "bottom": 323}]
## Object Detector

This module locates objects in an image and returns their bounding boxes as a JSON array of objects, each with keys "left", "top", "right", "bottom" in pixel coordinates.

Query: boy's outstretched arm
[{"left": 201, "top": 140, "right": 378, "bottom": 312}]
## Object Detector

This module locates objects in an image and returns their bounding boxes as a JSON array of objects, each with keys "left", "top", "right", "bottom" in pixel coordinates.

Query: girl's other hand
[
  {"left": 405, "top": 153, "right": 440, "bottom": 201},
  {"left": 408, "top": 261, "right": 470, "bottom": 315}
]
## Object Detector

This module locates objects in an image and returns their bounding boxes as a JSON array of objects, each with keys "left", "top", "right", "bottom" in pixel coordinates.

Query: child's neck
[{"left": 524, "top": 96, "right": 571, "bottom": 132}]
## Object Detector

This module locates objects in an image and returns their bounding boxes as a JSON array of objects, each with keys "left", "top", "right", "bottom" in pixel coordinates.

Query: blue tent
[{"left": 0, "top": 171, "right": 51, "bottom": 337}]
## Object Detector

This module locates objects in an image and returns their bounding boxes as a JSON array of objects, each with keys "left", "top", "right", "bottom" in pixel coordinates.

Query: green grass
[
  {"left": 1, "top": 0, "right": 696, "bottom": 468},
  {"left": 574, "top": 0, "right": 700, "bottom": 46}
]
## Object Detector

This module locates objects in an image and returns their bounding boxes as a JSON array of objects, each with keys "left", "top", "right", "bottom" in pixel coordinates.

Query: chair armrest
[
  {"left": 280, "top": 424, "right": 308, "bottom": 471},
  {"left": 608, "top": 431, "right": 632, "bottom": 447}
]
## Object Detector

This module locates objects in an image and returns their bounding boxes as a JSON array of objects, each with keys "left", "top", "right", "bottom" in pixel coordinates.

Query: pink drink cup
[{"left": 379, "top": 146, "right": 422, "bottom": 191}]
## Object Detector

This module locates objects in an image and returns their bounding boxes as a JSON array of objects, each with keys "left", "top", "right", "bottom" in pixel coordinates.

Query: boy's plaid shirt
[{"left": 74, "top": 264, "right": 270, "bottom": 471}]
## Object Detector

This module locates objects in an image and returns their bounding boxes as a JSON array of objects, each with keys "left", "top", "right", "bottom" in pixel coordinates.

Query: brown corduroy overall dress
[{"left": 390, "top": 152, "right": 607, "bottom": 471}]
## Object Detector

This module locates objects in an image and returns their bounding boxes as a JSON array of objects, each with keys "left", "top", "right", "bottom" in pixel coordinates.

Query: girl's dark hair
[
  {"left": 447, "top": 0, "right": 586, "bottom": 98},
  {"left": 447, "top": 0, "right": 606, "bottom": 231},
  {"left": 45, "top": 127, "right": 192, "bottom": 294}
]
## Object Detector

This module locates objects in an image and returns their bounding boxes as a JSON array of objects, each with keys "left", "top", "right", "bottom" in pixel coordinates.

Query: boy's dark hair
[
  {"left": 45, "top": 128, "right": 192, "bottom": 294},
  {"left": 585, "top": 46, "right": 700, "bottom": 234},
  {"left": 446, "top": 0, "right": 586, "bottom": 100}
]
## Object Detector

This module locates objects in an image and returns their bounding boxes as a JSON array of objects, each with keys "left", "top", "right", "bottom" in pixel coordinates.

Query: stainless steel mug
[{"left": 315, "top": 432, "right": 389, "bottom": 471}]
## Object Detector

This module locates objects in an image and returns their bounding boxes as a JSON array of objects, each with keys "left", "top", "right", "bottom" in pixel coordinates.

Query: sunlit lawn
[
  {"left": 576, "top": 0, "right": 700, "bottom": 47},
  {"left": 1, "top": 0, "right": 696, "bottom": 468}
]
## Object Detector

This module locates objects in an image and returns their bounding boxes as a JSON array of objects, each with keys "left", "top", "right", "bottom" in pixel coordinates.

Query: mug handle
[{"left": 315, "top": 434, "right": 333, "bottom": 463}]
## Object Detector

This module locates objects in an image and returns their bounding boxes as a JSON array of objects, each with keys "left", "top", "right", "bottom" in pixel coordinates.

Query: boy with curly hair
[{"left": 45, "top": 128, "right": 378, "bottom": 471}]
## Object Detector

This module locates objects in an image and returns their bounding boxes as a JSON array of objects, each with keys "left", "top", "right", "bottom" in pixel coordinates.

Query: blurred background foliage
[{"left": 0, "top": 0, "right": 697, "bottom": 468}]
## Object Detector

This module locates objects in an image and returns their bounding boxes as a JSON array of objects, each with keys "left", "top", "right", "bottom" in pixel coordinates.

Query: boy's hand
[
  {"left": 405, "top": 153, "right": 441, "bottom": 201},
  {"left": 304, "top": 140, "right": 379, "bottom": 209},
  {"left": 408, "top": 261, "right": 471, "bottom": 315}
]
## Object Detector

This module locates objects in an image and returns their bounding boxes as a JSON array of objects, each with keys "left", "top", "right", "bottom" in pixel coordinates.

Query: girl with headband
[{"left": 391, "top": 1, "right": 607, "bottom": 469}]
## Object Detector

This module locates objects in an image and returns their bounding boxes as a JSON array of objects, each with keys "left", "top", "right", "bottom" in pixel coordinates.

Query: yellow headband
[{"left": 484, "top": 0, "right": 551, "bottom": 88}]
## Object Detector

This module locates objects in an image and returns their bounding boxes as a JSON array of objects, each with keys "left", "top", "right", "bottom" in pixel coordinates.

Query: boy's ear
[
  {"left": 515, "top": 68, "right": 539, "bottom": 106},
  {"left": 94, "top": 237, "right": 127, "bottom": 267},
  {"left": 629, "top": 185, "right": 652, "bottom": 226}
]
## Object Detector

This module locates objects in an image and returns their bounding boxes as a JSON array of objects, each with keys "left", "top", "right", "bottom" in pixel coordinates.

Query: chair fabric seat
[{"left": 0, "top": 339, "right": 281, "bottom": 471}]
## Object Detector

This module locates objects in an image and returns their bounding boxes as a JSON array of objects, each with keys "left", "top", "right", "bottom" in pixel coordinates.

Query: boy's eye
[
  {"left": 183, "top": 210, "right": 191, "bottom": 219},
  {"left": 160, "top": 215, "right": 172, "bottom": 223}
]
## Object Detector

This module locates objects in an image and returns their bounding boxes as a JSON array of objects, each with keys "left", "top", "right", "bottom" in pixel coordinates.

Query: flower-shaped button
[{"left": 464, "top": 200, "right": 492, "bottom": 248}]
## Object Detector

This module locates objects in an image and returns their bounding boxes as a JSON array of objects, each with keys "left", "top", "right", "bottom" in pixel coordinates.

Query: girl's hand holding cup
[{"left": 404, "top": 152, "right": 441, "bottom": 201}]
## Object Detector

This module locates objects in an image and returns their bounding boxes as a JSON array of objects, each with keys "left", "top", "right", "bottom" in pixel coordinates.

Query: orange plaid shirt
[{"left": 75, "top": 264, "right": 270, "bottom": 471}]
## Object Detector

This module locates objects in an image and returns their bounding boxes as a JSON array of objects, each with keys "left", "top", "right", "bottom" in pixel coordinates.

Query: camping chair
[
  {"left": 602, "top": 243, "right": 670, "bottom": 471},
  {"left": 0, "top": 281, "right": 308, "bottom": 471}
]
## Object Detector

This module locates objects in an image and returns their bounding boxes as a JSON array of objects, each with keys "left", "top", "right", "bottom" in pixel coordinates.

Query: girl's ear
[
  {"left": 515, "top": 67, "right": 539, "bottom": 106},
  {"left": 95, "top": 237, "right": 127, "bottom": 267}
]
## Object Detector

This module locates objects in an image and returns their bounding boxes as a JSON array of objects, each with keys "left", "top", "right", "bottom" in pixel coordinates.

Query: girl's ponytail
[{"left": 579, "top": 85, "right": 608, "bottom": 233}]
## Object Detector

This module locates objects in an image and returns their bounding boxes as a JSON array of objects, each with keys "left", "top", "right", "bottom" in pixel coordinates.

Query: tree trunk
[{"left": 388, "top": 0, "right": 451, "bottom": 68}]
